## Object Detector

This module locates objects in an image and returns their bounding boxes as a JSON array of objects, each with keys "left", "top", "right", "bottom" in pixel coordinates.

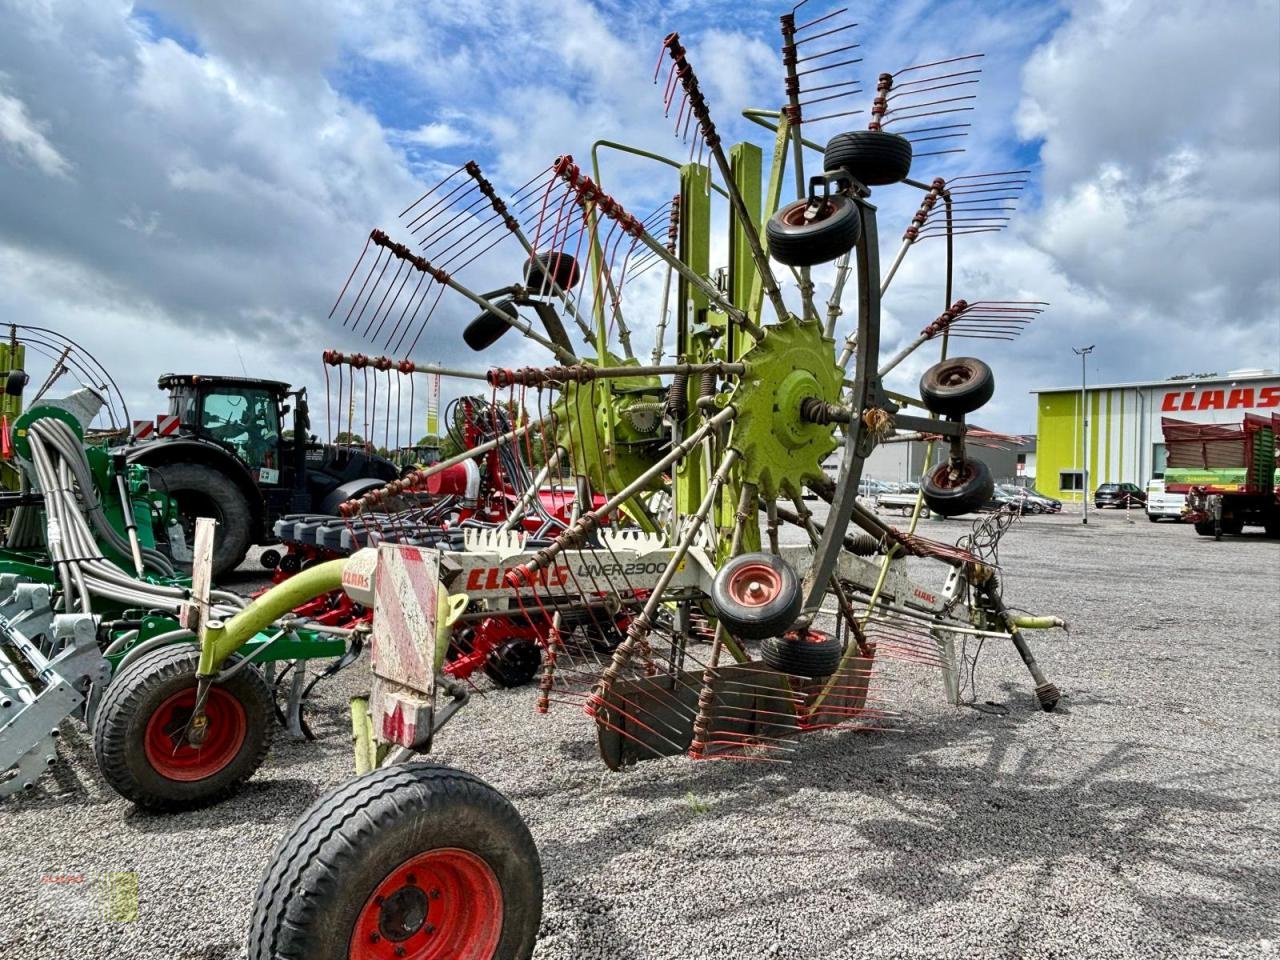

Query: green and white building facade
[{"left": 1032, "top": 369, "right": 1280, "bottom": 500}]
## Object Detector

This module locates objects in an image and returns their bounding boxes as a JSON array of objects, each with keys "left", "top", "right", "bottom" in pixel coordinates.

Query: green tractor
[{"left": 125, "top": 375, "right": 400, "bottom": 577}]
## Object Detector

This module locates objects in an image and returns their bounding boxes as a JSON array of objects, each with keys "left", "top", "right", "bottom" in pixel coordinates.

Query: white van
[{"left": 1146, "top": 479, "right": 1185, "bottom": 522}]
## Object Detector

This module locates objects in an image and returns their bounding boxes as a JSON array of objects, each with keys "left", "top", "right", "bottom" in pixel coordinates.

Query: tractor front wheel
[
  {"left": 93, "top": 645, "right": 272, "bottom": 810},
  {"left": 247, "top": 763, "right": 542, "bottom": 960}
]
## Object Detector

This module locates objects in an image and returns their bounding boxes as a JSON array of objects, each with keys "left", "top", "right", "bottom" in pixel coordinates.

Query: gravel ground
[{"left": 2, "top": 508, "right": 1277, "bottom": 959}]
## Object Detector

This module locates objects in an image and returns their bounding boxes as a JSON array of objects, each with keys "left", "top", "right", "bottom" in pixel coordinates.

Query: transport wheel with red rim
[
  {"left": 921, "top": 457, "right": 994, "bottom": 517},
  {"left": 93, "top": 644, "right": 272, "bottom": 810},
  {"left": 143, "top": 686, "right": 247, "bottom": 782},
  {"left": 765, "top": 194, "right": 862, "bottom": 267},
  {"left": 351, "top": 849, "right": 503, "bottom": 960},
  {"left": 248, "top": 763, "right": 542, "bottom": 960},
  {"left": 761, "top": 628, "right": 844, "bottom": 678},
  {"left": 710, "top": 552, "right": 803, "bottom": 641}
]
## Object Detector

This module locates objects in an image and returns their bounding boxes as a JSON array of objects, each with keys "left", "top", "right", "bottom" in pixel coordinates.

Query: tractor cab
[{"left": 160, "top": 374, "right": 291, "bottom": 482}]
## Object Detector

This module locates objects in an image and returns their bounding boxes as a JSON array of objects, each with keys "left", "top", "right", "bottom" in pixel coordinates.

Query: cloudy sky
[{"left": 1, "top": 0, "right": 1276, "bottom": 438}]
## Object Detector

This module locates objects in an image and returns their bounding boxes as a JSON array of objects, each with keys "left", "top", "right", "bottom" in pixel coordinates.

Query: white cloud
[{"left": 0, "top": 86, "right": 72, "bottom": 179}]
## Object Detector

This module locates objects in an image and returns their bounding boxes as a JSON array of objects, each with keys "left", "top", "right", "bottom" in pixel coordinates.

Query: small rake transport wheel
[
  {"left": 463, "top": 299, "right": 520, "bottom": 351},
  {"left": 483, "top": 638, "right": 542, "bottom": 689},
  {"left": 766, "top": 195, "right": 862, "bottom": 267},
  {"left": 823, "top": 129, "right": 913, "bottom": 186},
  {"left": 247, "top": 763, "right": 542, "bottom": 960},
  {"left": 761, "top": 628, "right": 843, "bottom": 678},
  {"left": 710, "top": 552, "right": 803, "bottom": 641},
  {"left": 919, "top": 357, "right": 995, "bottom": 417},
  {"left": 522, "top": 251, "right": 581, "bottom": 292},
  {"left": 93, "top": 645, "right": 271, "bottom": 810},
  {"left": 922, "top": 458, "right": 994, "bottom": 518}
]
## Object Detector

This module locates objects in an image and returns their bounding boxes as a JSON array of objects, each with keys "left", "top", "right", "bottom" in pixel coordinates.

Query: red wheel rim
[
  {"left": 143, "top": 686, "right": 247, "bottom": 782},
  {"left": 931, "top": 461, "right": 977, "bottom": 490},
  {"left": 781, "top": 199, "right": 838, "bottom": 227},
  {"left": 727, "top": 563, "right": 783, "bottom": 607},
  {"left": 934, "top": 361, "right": 975, "bottom": 387},
  {"left": 783, "top": 628, "right": 830, "bottom": 645},
  {"left": 350, "top": 848, "right": 503, "bottom": 960}
]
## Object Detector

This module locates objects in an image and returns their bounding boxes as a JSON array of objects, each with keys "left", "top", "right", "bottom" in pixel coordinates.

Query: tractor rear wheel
[
  {"left": 247, "top": 763, "right": 542, "bottom": 960},
  {"left": 150, "top": 461, "right": 253, "bottom": 576},
  {"left": 93, "top": 645, "right": 272, "bottom": 810}
]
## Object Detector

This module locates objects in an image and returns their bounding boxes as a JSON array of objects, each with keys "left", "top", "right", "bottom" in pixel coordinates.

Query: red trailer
[{"left": 1162, "top": 413, "right": 1280, "bottom": 538}]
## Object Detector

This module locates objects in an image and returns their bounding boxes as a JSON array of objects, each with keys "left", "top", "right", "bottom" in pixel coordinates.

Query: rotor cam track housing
[{"left": 730, "top": 316, "right": 841, "bottom": 501}]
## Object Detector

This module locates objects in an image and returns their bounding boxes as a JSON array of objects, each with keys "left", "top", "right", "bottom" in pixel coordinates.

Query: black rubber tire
[
  {"left": 463, "top": 298, "right": 519, "bottom": 351},
  {"left": 483, "top": 638, "right": 542, "bottom": 688},
  {"left": 318, "top": 477, "right": 386, "bottom": 516},
  {"left": 523, "top": 252, "right": 581, "bottom": 292},
  {"left": 1147, "top": 513, "right": 1159, "bottom": 523},
  {"left": 93, "top": 645, "right": 272, "bottom": 810},
  {"left": 710, "top": 552, "right": 803, "bottom": 641},
  {"left": 1193, "top": 520, "right": 1215, "bottom": 537},
  {"left": 823, "top": 130, "right": 913, "bottom": 186},
  {"left": 1221, "top": 518, "right": 1244, "bottom": 536},
  {"left": 922, "top": 459, "right": 994, "bottom": 518},
  {"left": 919, "top": 357, "right": 995, "bottom": 417},
  {"left": 1264, "top": 518, "right": 1280, "bottom": 538},
  {"left": 766, "top": 195, "right": 862, "bottom": 267},
  {"left": 761, "top": 631, "right": 844, "bottom": 678},
  {"left": 150, "top": 461, "right": 253, "bottom": 577},
  {"left": 247, "top": 763, "right": 542, "bottom": 960}
]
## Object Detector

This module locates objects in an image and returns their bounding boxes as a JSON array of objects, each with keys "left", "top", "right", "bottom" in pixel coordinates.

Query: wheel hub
[
  {"left": 378, "top": 886, "right": 431, "bottom": 942},
  {"left": 727, "top": 562, "right": 782, "bottom": 607},
  {"left": 730, "top": 317, "right": 842, "bottom": 499},
  {"left": 143, "top": 685, "right": 246, "bottom": 782}
]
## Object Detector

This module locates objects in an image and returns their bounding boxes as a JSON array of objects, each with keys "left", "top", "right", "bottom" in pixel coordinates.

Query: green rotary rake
[{"left": 239, "top": 10, "right": 1069, "bottom": 958}]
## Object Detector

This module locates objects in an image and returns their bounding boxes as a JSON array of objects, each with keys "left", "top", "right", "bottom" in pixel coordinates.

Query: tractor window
[{"left": 201, "top": 388, "right": 280, "bottom": 469}]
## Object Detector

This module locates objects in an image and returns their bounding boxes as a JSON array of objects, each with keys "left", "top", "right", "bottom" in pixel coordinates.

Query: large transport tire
[
  {"left": 919, "top": 357, "right": 995, "bottom": 417},
  {"left": 93, "top": 645, "right": 272, "bottom": 810},
  {"left": 483, "top": 638, "right": 542, "bottom": 689},
  {"left": 1193, "top": 520, "right": 1215, "bottom": 537},
  {"left": 464, "top": 299, "right": 519, "bottom": 352},
  {"left": 921, "top": 459, "right": 994, "bottom": 518},
  {"left": 823, "top": 130, "right": 913, "bottom": 186},
  {"left": 761, "top": 629, "right": 843, "bottom": 678},
  {"left": 710, "top": 552, "right": 803, "bottom": 641},
  {"left": 150, "top": 461, "right": 253, "bottom": 577},
  {"left": 247, "top": 763, "right": 542, "bottom": 960},
  {"left": 765, "top": 195, "right": 862, "bottom": 267}
]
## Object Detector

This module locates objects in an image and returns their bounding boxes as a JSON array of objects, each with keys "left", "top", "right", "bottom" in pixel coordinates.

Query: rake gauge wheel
[
  {"left": 761, "top": 629, "right": 844, "bottom": 679},
  {"left": 921, "top": 458, "right": 994, "bottom": 518},
  {"left": 919, "top": 357, "right": 995, "bottom": 417},
  {"left": 522, "top": 251, "right": 581, "bottom": 292},
  {"left": 823, "top": 130, "right": 914, "bottom": 187},
  {"left": 766, "top": 195, "right": 862, "bottom": 267},
  {"left": 710, "top": 552, "right": 803, "bottom": 641},
  {"left": 247, "top": 763, "right": 542, "bottom": 960},
  {"left": 463, "top": 298, "right": 520, "bottom": 351},
  {"left": 93, "top": 645, "right": 272, "bottom": 810}
]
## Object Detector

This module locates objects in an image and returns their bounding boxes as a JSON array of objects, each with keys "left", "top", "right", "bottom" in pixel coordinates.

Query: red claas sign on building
[{"left": 1161, "top": 385, "right": 1280, "bottom": 413}]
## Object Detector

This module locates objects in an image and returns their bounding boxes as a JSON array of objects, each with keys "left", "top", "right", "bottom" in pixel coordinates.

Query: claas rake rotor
[{"left": 248, "top": 10, "right": 1072, "bottom": 958}]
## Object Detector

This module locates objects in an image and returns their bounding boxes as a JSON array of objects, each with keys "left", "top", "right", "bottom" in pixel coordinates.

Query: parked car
[
  {"left": 1144, "top": 479, "right": 1186, "bottom": 522},
  {"left": 1094, "top": 482, "right": 1146, "bottom": 509},
  {"left": 995, "top": 484, "right": 1051, "bottom": 514},
  {"left": 1022, "top": 486, "right": 1063, "bottom": 513}
]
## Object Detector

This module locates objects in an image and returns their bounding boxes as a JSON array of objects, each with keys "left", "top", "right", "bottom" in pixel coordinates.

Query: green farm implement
[{"left": 238, "top": 10, "right": 1070, "bottom": 959}]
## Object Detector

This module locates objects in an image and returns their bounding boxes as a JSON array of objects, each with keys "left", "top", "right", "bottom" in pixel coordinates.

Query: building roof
[{"left": 1031, "top": 369, "right": 1276, "bottom": 395}]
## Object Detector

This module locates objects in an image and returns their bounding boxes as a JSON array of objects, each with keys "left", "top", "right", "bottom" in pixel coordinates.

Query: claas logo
[{"left": 1161, "top": 386, "right": 1280, "bottom": 412}]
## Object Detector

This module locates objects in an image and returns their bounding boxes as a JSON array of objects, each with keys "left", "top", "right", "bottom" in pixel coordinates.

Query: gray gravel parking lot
[{"left": 2, "top": 510, "right": 1277, "bottom": 959}]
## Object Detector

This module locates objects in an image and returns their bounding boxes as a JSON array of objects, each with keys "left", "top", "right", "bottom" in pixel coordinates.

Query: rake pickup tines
[
  {"left": 779, "top": 3, "right": 863, "bottom": 131},
  {"left": 872, "top": 53, "right": 985, "bottom": 160}
]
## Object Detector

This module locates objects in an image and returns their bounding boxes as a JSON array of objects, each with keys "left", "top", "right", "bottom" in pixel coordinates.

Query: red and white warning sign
[
  {"left": 154, "top": 415, "right": 180, "bottom": 437},
  {"left": 131, "top": 420, "right": 154, "bottom": 440}
]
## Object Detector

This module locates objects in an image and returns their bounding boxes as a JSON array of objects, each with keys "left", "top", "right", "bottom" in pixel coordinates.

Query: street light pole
[{"left": 1073, "top": 345, "right": 1095, "bottom": 525}]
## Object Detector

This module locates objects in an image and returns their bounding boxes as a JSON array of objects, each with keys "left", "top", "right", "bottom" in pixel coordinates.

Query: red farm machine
[{"left": 1162, "top": 413, "right": 1280, "bottom": 538}]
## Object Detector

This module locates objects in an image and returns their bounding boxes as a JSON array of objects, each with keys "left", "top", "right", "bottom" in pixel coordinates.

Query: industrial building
[{"left": 1031, "top": 368, "right": 1280, "bottom": 500}]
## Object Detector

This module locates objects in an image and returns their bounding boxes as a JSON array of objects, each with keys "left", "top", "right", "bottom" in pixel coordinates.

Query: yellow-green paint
[
  {"left": 1035, "top": 390, "right": 1086, "bottom": 500},
  {"left": 1089, "top": 391, "right": 1100, "bottom": 495},
  {"left": 1103, "top": 391, "right": 1112, "bottom": 480},
  {"left": 1118, "top": 389, "right": 1125, "bottom": 477}
]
